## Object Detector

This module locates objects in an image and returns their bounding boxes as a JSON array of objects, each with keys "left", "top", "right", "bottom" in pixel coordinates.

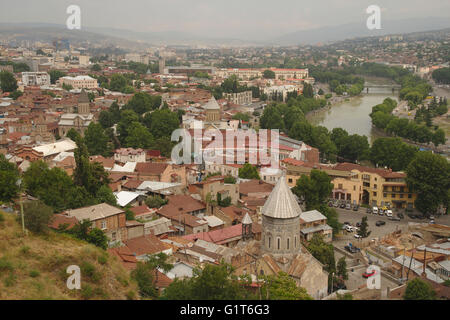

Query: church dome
[
  {"left": 203, "top": 96, "right": 220, "bottom": 110},
  {"left": 261, "top": 177, "right": 302, "bottom": 219}
]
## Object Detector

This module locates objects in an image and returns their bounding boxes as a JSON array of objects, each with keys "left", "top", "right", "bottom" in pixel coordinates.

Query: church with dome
[{"left": 229, "top": 176, "right": 329, "bottom": 300}]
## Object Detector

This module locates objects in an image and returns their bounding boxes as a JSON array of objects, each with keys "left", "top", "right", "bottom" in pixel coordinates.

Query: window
[
  {"left": 295, "top": 236, "right": 297, "bottom": 248},
  {"left": 408, "top": 194, "right": 412, "bottom": 199},
  {"left": 277, "top": 238, "right": 280, "bottom": 250},
  {"left": 384, "top": 193, "right": 387, "bottom": 198},
  {"left": 373, "top": 192, "right": 377, "bottom": 196},
  {"left": 392, "top": 194, "right": 396, "bottom": 198},
  {"left": 287, "top": 238, "right": 290, "bottom": 250},
  {"left": 353, "top": 186, "right": 356, "bottom": 191},
  {"left": 338, "top": 184, "right": 343, "bottom": 189},
  {"left": 288, "top": 178, "right": 293, "bottom": 183},
  {"left": 268, "top": 237, "right": 271, "bottom": 248},
  {"left": 112, "top": 232, "right": 116, "bottom": 241},
  {"left": 400, "top": 194, "right": 404, "bottom": 198},
  {"left": 101, "top": 221, "right": 107, "bottom": 230}
]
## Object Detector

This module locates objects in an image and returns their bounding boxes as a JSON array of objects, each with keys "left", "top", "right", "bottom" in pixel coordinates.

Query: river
[{"left": 307, "top": 88, "right": 399, "bottom": 144}]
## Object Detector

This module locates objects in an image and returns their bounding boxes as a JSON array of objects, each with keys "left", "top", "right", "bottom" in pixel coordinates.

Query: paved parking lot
[{"left": 333, "top": 206, "right": 450, "bottom": 246}]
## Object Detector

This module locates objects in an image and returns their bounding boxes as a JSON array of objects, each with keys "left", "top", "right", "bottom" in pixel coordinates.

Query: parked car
[
  {"left": 344, "top": 222, "right": 350, "bottom": 225},
  {"left": 378, "top": 210, "right": 384, "bottom": 216},
  {"left": 353, "top": 205, "right": 359, "bottom": 211},
  {"left": 344, "top": 245, "right": 358, "bottom": 254},
  {"left": 417, "top": 215, "right": 426, "bottom": 220},
  {"left": 385, "top": 210, "right": 393, "bottom": 217},
  {"left": 354, "top": 234, "right": 362, "bottom": 239},
  {"left": 430, "top": 219, "right": 435, "bottom": 224},
  {"left": 340, "top": 203, "right": 346, "bottom": 208},
  {"left": 429, "top": 215, "right": 435, "bottom": 220},
  {"left": 389, "top": 216, "right": 401, "bottom": 221},
  {"left": 366, "top": 207, "right": 372, "bottom": 214},
  {"left": 328, "top": 201, "right": 334, "bottom": 207},
  {"left": 372, "top": 206, "right": 379, "bottom": 214},
  {"left": 376, "top": 221, "right": 386, "bottom": 227},
  {"left": 408, "top": 213, "right": 417, "bottom": 219},
  {"left": 344, "top": 225, "right": 353, "bottom": 232},
  {"left": 362, "top": 270, "right": 376, "bottom": 278},
  {"left": 346, "top": 203, "right": 351, "bottom": 210},
  {"left": 356, "top": 222, "right": 361, "bottom": 228},
  {"left": 334, "top": 202, "right": 339, "bottom": 207},
  {"left": 398, "top": 213, "right": 404, "bottom": 219}
]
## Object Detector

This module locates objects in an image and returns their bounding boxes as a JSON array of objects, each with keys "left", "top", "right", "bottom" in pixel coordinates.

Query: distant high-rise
[{"left": 159, "top": 58, "right": 165, "bottom": 74}]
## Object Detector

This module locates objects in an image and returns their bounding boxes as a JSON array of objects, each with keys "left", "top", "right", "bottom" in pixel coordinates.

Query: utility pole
[{"left": 16, "top": 179, "right": 26, "bottom": 236}]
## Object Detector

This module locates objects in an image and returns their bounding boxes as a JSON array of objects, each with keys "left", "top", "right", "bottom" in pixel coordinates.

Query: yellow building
[
  {"left": 334, "top": 163, "right": 417, "bottom": 209},
  {"left": 284, "top": 159, "right": 362, "bottom": 205}
]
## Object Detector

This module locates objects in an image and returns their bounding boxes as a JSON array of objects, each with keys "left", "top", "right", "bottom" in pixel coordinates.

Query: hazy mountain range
[{"left": 1, "top": 16, "right": 450, "bottom": 47}]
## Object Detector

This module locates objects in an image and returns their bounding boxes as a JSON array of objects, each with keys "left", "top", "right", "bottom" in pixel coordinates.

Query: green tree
[
  {"left": 0, "top": 71, "right": 18, "bottom": 92},
  {"left": 432, "top": 128, "right": 446, "bottom": 147},
  {"left": 336, "top": 257, "right": 348, "bottom": 280},
  {"left": 22, "top": 200, "right": 54, "bottom": 234},
  {"left": 48, "top": 70, "right": 67, "bottom": 84},
  {"left": 117, "top": 110, "right": 140, "bottom": 144},
  {"left": 303, "top": 83, "right": 314, "bottom": 98},
  {"left": 370, "top": 137, "right": 418, "bottom": 171},
  {"left": 125, "top": 122, "right": 154, "bottom": 149},
  {"left": 145, "top": 195, "right": 168, "bottom": 208},
  {"left": 126, "top": 92, "right": 160, "bottom": 115},
  {"left": 261, "top": 272, "right": 312, "bottom": 300},
  {"left": 238, "top": 163, "right": 260, "bottom": 180},
  {"left": 403, "top": 278, "right": 436, "bottom": 300},
  {"left": 86, "top": 228, "right": 108, "bottom": 250},
  {"left": 292, "top": 169, "right": 333, "bottom": 210},
  {"left": 84, "top": 122, "right": 111, "bottom": 156},
  {"left": 96, "top": 185, "right": 117, "bottom": 206},
  {"left": 163, "top": 261, "right": 253, "bottom": 300},
  {"left": 91, "top": 64, "right": 101, "bottom": 72},
  {"left": 406, "top": 152, "right": 450, "bottom": 215},
  {"left": 98, "top": 110, "right": 115, "bottom": 129},
  {"left": 131, "top": 262, "right": 157, "bottom": 298},
  {"left": 263, "top": 70, "right": 275, "bottom": 79},
  {"left": 260, "top": 105, "right": 285, "bottom": 131},
  {"left": 0, "top": 154, "right": 20, "bottom": 202},
  {"left": 307, "top": 234, "right": 336, "bottom": 274},
  {"left": 357, "top": 216, "right": 371, "bottom": 238},
  {"left": 109, "top": 74, "right": 127, "bottom": 92},
  {"left": 143, "top": 108, "right": 180, "bottom": 139}
]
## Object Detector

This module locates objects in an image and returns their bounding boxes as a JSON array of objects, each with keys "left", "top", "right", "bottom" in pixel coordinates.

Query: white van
[
  {"left": 385, "top": 210, "right": 393, "bottom": 217},
  {"left": 372, "top": 206, "right": 379, "bottom": 214}
]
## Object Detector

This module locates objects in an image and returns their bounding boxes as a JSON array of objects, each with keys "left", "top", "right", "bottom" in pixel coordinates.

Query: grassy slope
[{"left": 0, "top": 211, "right": 138, "bottom": 300}]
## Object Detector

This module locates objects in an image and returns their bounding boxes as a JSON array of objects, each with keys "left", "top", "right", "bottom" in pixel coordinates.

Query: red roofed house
[{"left": 183, "top": 222, "right": 261, "bottom": 247}]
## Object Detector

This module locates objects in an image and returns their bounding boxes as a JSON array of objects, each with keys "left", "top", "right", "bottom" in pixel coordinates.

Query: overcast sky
[{"left": 1, "top": 0, "right": 450, "bottom": 39}]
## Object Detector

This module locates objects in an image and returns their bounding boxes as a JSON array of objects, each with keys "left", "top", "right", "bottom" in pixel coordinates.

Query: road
[{"left": 332, "top": 206, "right": 450, "bottom": 247}]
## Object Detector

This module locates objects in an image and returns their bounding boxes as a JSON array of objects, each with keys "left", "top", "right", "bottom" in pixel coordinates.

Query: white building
[
  {"left": 59, "top": 75, "right": 98, "bottom": 89},
  {"left": 22, "top": 72, "right": 51, "bottom": 86},
  {"left": 114, "top": 148, "right": 146, "bottom": 163}
]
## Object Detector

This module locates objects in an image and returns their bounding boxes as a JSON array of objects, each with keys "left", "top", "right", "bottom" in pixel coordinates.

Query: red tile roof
[
  {"left": 157, "top": 195, "right": 206, "bottom": 216},
  {"left": 135, "top": 163, "right": 168, "bottom": 175},
  {"left": 48, "top": 214, "right": 78, "bottom": 230},
  {"left": 333, "top": 162, "right": 406, "bottom": 178},
  {"left": 123, "top": 234, "right": 171, "bottom": 256}
]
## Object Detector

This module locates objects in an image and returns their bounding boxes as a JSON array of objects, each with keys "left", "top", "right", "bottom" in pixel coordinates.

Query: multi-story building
[
  {"left": 223, "top": 90, "right": 252, "bottom": 105},
  {"left": 284, "top": 159, "right": 363, "bottom": 205},
  {"left": 114, "top": 148, "right": 146, "bottom": 163},
  {"left": 334, "top": 163, "right": 417, "bottom": 209},
  {"left": 22, "top": 72, "right": 51, "bottom": 86},
  {"left": 58, "top": 75, "right": 98, "bottom": 89}
]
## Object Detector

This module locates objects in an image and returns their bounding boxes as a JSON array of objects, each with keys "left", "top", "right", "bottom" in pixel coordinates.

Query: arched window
[
  {"left": 295, "top": 236, "right": 297, "bottom": 248},
  {"left": 268, "top": 236, "right": 271, "bottom": 248},
  {"left": 277, "top": 238, "right": 280, "bottom": 250},
  {"left": 287, "top": 238, "right": 290, "bottom": 250}
]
